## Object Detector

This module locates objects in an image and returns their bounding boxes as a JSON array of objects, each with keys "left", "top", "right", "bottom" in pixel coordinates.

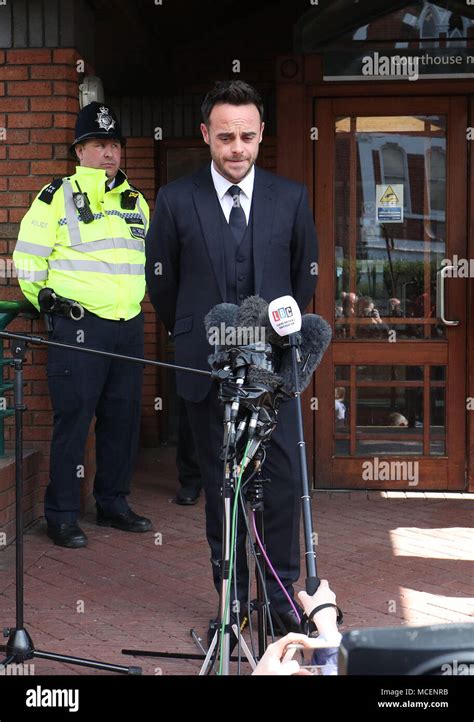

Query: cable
[
  {"left": 239, "top": 482, "right": 276, "bottom": 646},
  {"left": 217, "top": 440, "right": 250, "bottom": 676},
  {"left": 207, "top": 426, "right": 233, "bottom": 676},
  {"left": 252, "top": 513, "right": 301, "bottom": 624}
]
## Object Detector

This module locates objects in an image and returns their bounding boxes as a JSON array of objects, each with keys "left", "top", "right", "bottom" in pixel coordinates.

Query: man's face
[
  {"left": 75, "top": 138, "right": 122, "bottom": 179},
  {"left": 200, "top": 103, "right": 264, "bottom": 183}
]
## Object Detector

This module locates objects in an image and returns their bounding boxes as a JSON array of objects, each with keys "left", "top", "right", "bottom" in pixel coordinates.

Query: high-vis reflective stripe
[
  {"left": 65, "top": 237, "right": 144, "bottom": 253},
  {"left": 136, "top": 195, "right": 148, "bottom": 233},
  {"left": 15, "top": 240, "right": 51, "bottom": 257},
  {"left": 49, "top": 259, "right": 145, "bottom": 275},
  {"left": 14, "top": 167, "right": 149, "bottom": 319},
  {"left": 105, "top": 211, "right": 143, "bottom": 223},
  {"left": 63, "top": 180, "right": 82, "bottom": 246},
  {"left": 16, "top": 268, "right": 49, "bottom": 281}
]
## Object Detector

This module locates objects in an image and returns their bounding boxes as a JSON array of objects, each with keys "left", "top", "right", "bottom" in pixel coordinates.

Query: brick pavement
[{"left": 0, "top": 448, "right": 473, "bottom": 675}]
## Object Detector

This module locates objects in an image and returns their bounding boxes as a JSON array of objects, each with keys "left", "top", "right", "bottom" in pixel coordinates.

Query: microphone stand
[
  {"left": 0, "top": 326, "right": 211, "bottom": 676},
  {"left": 243, "top": 451, "right": 270, "bottom": 658},
  {"left": 197, "top": 415, "right": 255, "bottom": 676},
  {"left": 123, "top": 377, "right": 257, "bottom": 674},
  {"left": 288, "top": 333, "right": 320, "bottom": 597}
]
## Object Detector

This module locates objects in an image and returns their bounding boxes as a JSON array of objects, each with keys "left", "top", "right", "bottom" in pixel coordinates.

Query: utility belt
[{"left": 39, "top": 288, "right": 142, "bottom": 330}]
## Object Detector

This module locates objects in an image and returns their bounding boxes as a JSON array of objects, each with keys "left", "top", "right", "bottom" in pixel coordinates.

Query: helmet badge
[{"left": 96, "top": 106, "right": 116, "bottom": 132}]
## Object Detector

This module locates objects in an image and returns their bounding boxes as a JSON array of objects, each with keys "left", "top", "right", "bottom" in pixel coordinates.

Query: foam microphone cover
[
  {"left": 247, "top": 365, "right": 283, "bottom": 391},
  {"left": 204, "top": 303, "right": 239, "bottom": 339},
  {"left": 278, "top": 314, "right": 332, "bottom": 393},
  {"left": 236, "top": 295, "right": 268, "bottom": 331}
]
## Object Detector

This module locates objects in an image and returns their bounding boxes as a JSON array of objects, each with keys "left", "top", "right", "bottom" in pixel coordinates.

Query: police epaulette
[
  {"left": 121, "top": 188, "right": 141, "bottom": 210},
  {"left": 38, "top": 178, "right": 63, "bottom": 204}
]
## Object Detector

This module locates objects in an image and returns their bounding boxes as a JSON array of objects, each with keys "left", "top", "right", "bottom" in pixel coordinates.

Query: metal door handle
[{"left": 436, "top": 266, "right": 460, "bottom": 326}]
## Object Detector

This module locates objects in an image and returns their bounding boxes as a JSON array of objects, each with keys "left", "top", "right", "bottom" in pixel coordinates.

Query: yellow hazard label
[{"left": 379, "top": 185, "right": 399, "bottom": 204}]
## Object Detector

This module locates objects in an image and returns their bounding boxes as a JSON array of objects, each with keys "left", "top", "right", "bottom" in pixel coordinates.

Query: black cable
[
  {"left": 206, "top": 425, "right": 232, "bottom": 676},
  {"left": 238, "top": 448, "right": 277, "bottom": 651}
]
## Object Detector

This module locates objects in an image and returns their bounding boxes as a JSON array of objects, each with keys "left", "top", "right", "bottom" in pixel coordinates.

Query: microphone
[
  {"left": 246, "top": 364, "right": 283, "bottom": 390},
  {"left": 204, "top": 302, "right": 239, "bottom": 345},
  {"left": 277, "top": 314, "right": 332, "bottom": 393},
  {"left": 234, "top": 364, "right": 283, "bottom": 444},
  {"left": 268, "top": 296, "right": 331, "bottom": 394},
  {"left": 235, "top": 295, "right": 268, "bottom": 335},
  {"left": 205, "top": 302, "right": 239, "bottom": 371}
]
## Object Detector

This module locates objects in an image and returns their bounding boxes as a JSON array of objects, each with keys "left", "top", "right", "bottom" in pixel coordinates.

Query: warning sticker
[{"left": 376, "top": 184, "right": 404, "bottom": 223}]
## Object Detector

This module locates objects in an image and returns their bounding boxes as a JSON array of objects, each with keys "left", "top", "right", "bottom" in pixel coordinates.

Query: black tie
[{"left": 227, "top": 185, "right": 246, "bottom": 244}]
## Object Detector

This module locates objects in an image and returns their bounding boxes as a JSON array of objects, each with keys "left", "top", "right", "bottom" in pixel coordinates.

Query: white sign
[
  {"left": 268, "top": 295, "right": 302, "bottom": 337},
  {"left": 376, "top": 184, "right": 404, "bottom": 223}
]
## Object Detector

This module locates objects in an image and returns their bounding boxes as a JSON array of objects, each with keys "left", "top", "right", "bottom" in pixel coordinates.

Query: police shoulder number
[{"left": 38, "top": 178, "right": 63, "bottom": 204}]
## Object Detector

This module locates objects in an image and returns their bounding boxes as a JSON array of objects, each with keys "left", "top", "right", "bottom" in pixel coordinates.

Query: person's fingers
[{"left": 281, "top": 660, "right": 301, "bottom": 676}]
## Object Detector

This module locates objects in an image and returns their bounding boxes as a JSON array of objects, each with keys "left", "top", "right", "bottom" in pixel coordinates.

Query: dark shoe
[
  {"left": 268, "top": 608, "right": 303, "bottom": 636},
  {"left": 175, "top": 487, "right": 201, "bottom": 505},
  {"left": 96, "top": 507, "right": 152, "bottom": 532},
  {"left": 47, "top": 522, "right": 88, "bottom": 548}
]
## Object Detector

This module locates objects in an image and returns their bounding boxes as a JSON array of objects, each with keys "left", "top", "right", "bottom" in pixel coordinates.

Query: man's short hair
[{"left": 201, "top": 80, "right": 264, "bottom": 126}]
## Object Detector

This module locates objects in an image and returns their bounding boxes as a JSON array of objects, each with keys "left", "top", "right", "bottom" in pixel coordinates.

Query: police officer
[{"left": 13, "top": 102, "right": 152, "bottom": 548}]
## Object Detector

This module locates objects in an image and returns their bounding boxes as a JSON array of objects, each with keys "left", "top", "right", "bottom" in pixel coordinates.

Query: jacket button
[
  {"left": 238, "top": 275, "right": 244, "bottom": 282},
  {"left": 239, "top": 293, "right": 245, "bottom": 300},
  {"left": 237, "top": 256, "right": 245, "bottom": 262}
]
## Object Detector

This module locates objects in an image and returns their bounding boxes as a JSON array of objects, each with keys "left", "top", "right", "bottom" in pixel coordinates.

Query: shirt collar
[{"left": 211, "top": 162, "right": 255, "bottom": 200}]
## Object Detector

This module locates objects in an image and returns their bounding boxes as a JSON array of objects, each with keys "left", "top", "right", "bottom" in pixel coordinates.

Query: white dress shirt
[{"left": 210, "top": 161, "right": 255, "bottom": 225}]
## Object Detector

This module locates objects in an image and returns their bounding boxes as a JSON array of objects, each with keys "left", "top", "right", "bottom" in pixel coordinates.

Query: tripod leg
[
  {"left": 230, "top": 624, "right": 256, "bottom": 671},
  {"left": 198, "top": 631, "right": 219, "bottom": 676},
  {"left": 34, "top": 650, "right": 141, "bottom": 675},
  {"left": 0, "top": 654, "right": 16, "bottom": 668}
]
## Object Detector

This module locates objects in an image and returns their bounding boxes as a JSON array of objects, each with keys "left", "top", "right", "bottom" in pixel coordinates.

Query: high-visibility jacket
[{"left": 13, "top": 166, "right": 149, "bottom": 321}]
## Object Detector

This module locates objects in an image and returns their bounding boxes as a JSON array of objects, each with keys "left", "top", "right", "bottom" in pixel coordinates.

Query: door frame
[{"left": 276, "top": 55, "right": 472, "bottom": 490}]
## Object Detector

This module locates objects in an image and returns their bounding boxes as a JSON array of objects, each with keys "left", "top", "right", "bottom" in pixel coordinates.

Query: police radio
[{"left": 73, "top": 181, "right": 94, "bottom": 224}]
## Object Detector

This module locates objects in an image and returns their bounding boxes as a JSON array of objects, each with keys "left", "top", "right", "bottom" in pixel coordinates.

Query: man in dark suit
[{"left": 145, "top": 80, "right": 318, "bottom": 633}]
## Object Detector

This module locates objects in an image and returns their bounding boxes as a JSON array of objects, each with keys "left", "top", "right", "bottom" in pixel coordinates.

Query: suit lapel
[
  {"left": 192, "top": 165, "right": 226, "bottom": 302},
  {"left": 252, "top": 168, "right": 276, "bottom": 296}
]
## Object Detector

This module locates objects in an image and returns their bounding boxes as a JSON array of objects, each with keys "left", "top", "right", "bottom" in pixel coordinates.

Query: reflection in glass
[
  {"left": 335, "top": 115, "right": 446, "bottom": 340},
  {"left": 335, "top": 439, "right": 350, "bottom": 456},
  {"left": 335, "top": 365, "right": 350, "bottom": 381},
  {"left": 356, "top": 439, "right": 423, "bottom": 456},
  {"left": 430, "top": 383, "right": 446, "bottom": 455},
  {"left": 430, "top": 366, "right": 446, "bottom": 381},
  {"left": 356, "top": 366, "right": 422, "bottom": 381},
  {"left": 430, "top": 387, "right": 445, "bottom": 432},
  {"left": 335, "top": 385, "right": 349, "bottom": 431},
  {"left": 357, "top": 387, "right": 422, "bottom": 433}
]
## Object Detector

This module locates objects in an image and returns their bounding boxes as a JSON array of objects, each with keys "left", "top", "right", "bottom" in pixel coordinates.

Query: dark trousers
[
  {"left": 44, "top": 311, "right": 144, "bottom": 525},
  {"left": 176, "top": 396, "right": 202, "bottom": 491},
  {"left": 185, "top": 388, "right": 301, "bottom": 614}
]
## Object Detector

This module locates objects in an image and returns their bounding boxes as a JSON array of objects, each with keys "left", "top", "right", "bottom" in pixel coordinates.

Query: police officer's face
[
  {"left": 75, "top": 139, "right": 122, "bottom": 179},
  {"left": 200, "top": 103, "right": 264, "bottom": 183}
]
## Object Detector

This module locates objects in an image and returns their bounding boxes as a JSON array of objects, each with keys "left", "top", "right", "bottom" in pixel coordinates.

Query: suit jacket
[{"left": 145, "top": 163, "right": 318, "bottom": 402}]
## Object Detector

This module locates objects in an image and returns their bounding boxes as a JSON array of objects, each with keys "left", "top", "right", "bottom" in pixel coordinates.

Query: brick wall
[
  {"left": 121, "top": 137, "right": 160, "bottom": 447},
  {"left": 0, "top": 56, "right": 162, "bottom": 538},
  {"left": 0, "top": 48, "right": 87, "bottom": 539}
]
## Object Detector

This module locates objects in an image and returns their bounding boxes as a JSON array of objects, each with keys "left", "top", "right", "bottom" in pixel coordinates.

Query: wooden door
[{"left": 314, "top": 96, "right": 467, "bottom": 490}]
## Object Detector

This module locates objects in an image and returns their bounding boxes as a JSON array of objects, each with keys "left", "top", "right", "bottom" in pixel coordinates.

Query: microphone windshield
[
  {"left": 236, "top": 295, "right": 268, "bottom": 331},
  {"left": 246, "top": 365, "right": 283, "bottom": 391},
  {"left": 204, "top": 303, "right": 239, "bottom": 343},
  {"left": 278, "top": 314, "right": 332, "bottom": 393}
]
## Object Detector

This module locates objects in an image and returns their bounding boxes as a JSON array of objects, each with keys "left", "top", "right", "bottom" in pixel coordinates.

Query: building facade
[{"left": 0, "top": 0, "right": 473, "bottom": 535}]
